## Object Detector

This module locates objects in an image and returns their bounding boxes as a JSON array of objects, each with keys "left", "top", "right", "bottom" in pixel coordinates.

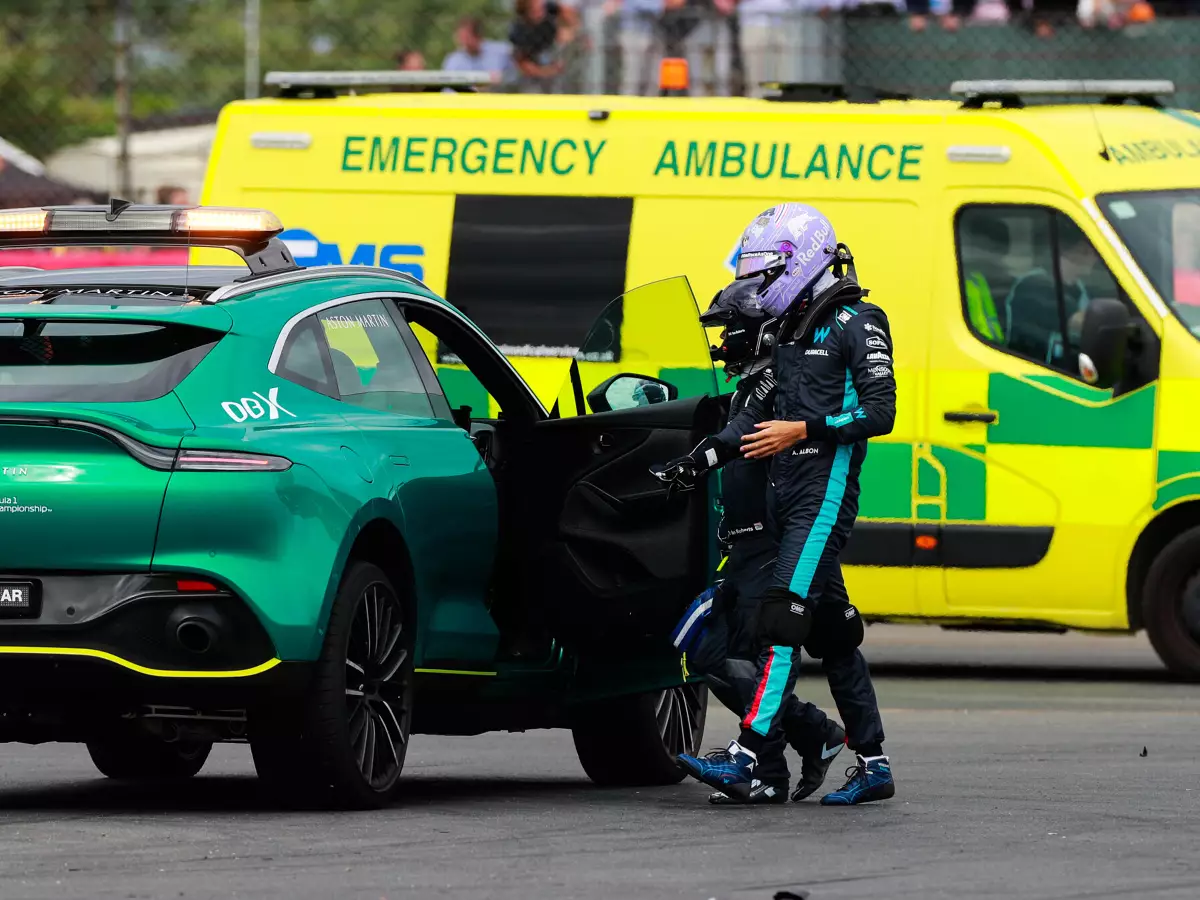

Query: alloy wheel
[
  {"left": 654, "top": 683, "right": 706, "bottom": 758},
  {"left": 344, "top": 581, "right": 411, "bottom": 792}
]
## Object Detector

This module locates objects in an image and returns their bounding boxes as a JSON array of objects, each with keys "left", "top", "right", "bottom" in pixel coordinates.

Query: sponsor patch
[
  {"left": 868, "top": 365, "right": 892, "bottom": 378},
  {"left": 705, "top": 448, "right": 719, "bottom": 468},
  {"left": 862, "top": 322, "right": 886, "bottom": 336},
  {"left": 866, "top": 336, "right": 888, "bottom": 350},
  {"left": 805, "top": 348, "right": 829, "bottom": 357},
  {"left": 866, "top": 351, "right": 890, "bottom": 361},
  {"left": 837, "top": 310, "right": 852, "bottom": 324}
]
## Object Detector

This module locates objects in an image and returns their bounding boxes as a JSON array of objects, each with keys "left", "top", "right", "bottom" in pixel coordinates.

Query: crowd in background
[{"left": 393, "top": 0, "right": 1200, "bottom": 95}]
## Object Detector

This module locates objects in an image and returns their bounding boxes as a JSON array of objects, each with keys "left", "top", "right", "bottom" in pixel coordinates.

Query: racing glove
[{"left": 650, "top": 455, "right": 699, "bottom": 492}]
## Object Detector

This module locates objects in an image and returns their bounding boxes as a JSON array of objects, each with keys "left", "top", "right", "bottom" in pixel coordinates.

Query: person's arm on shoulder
[{"left": 806, "top": 306, "right": 897, "bottom": 443}]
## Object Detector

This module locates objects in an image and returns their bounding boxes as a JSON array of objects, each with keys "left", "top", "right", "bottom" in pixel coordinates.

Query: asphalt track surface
[{"left": 1, "top": 625, "right": 1198, "bottom": 900}]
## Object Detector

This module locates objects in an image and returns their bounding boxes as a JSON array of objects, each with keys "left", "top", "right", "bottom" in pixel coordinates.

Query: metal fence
[{"left": 0, "top": 1, "right": 1198, "bottom": 202}]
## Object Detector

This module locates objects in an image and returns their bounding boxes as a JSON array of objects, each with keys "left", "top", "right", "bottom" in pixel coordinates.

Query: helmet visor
[{"left": 734, "top": 249, "right": 788, "bottom": 280}]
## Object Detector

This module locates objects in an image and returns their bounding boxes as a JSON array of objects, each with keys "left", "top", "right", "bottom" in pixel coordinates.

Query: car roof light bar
[
  {"left": 265, "top": 69, "right": 490, "bottom": 98},
  {"left": 0, "top": 204, "right": 299, "bottom": 277},
  {"left": 952, "top": 79, "right": 1175, "bottom": 109}
]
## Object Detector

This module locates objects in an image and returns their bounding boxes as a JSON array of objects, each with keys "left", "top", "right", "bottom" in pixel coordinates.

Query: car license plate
[{"left": 0, "top": 581, "right": 36, "bottom": 618}]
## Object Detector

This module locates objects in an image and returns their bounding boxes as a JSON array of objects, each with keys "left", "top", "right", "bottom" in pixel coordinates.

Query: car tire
[
  {"left": 86, "top": 734, "right": 212, "bottom": 780},
  {"left": 1144, "top": 527, "right": 1200, "bottom": 680},
  {"left": 571, "top": 683, "right": 707, "bottom": 786},
  {"left": 251, "top": 560, "right": 414, "bottom": 809}
]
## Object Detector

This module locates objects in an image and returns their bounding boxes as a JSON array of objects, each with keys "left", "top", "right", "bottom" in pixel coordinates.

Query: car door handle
[{"left": 943, "top": 411, "right": 997, "bottom": 424}]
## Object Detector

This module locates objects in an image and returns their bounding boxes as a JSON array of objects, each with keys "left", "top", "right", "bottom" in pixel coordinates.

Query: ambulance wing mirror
[
  {"left": 586, "top": 373, "right": 678, "bottom": 413},
  {"left": 1078, "top": 297, "right": 1132, "bottom": 388}
]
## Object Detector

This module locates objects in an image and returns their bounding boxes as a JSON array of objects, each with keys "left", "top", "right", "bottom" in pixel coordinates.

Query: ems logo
[
  {"left": 813, "top": 327, "right": 831, "bottom": 344},
  {"left": 725, "top": 243, "right": 741, "bottom": 273},
  {"left": 0, "top": 586, "right": 27, "bottom": 606},
  {"left": 866, "top": 336, "right": 888, "bottom": 350}
]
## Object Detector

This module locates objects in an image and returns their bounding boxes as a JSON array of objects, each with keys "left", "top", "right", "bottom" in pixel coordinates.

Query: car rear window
[{"left": 0, "top": 320, "right": 219, "bottom": 402}]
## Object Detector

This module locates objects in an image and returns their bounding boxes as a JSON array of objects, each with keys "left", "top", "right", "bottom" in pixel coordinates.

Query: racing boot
[
  {"left": 676, "top": 740, "right": 756, "bottom": 802},
  {"left": 790, "top": 720, "right": 846, "bottom": 802},
  {"left": 707, "top": 776, "right": 788, "bottom": 805},
  {"left": 820, "top": 753, "right": 895, "bottom": 806}
]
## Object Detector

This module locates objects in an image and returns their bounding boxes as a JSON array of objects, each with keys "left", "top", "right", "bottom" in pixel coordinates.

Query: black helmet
[{"left": 700, "top": 276, "right": 780, "bottom": 375}]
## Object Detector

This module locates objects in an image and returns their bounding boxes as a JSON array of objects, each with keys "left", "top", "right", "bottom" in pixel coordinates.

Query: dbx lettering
[{"left": 222, "top": 388, "right": 296, "bottom": 423}]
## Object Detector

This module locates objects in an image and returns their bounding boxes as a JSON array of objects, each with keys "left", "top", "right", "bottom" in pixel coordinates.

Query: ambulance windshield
[{"left": 1100, "top": 189, "right": 1200, "bottom": 337}]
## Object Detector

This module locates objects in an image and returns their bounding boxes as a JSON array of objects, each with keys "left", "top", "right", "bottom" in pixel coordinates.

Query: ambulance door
[{"left": 927, "top": 194, "right": 1160, "bottom": 623}]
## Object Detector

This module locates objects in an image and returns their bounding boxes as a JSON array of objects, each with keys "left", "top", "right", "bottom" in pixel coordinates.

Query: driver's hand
[{"left": 650, "top": 455, "right": 698, "bottom": 491}]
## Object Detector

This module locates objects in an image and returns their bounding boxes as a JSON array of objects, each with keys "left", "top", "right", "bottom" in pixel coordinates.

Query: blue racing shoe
[
  {"left": 820, "top": 754, "right": 895, "bottom": 806},
  {"left": 676, "top": 740, "right": 756, "bottom": 802}
]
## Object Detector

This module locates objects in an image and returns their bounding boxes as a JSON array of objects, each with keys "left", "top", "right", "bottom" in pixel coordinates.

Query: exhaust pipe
[
  {"left": 166, "top": 603, "right": 227, "bottom": 656},
  {"left": 175, "top": 618, "right": 219, "bottom": 654}
]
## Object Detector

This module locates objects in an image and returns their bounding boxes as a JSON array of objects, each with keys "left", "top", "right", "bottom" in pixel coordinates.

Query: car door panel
[{"left": 513, "top": 396, "right": 723, "bottom": 646}]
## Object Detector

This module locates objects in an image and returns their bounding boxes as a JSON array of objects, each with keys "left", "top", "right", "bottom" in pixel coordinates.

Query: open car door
[{"left": 506, "top": 276, "right": 722, "bottom": 649}]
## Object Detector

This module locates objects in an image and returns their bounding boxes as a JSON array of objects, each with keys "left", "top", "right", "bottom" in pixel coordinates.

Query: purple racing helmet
[{"left": 733, "top": 203, "right": 837, "bottom": 317}]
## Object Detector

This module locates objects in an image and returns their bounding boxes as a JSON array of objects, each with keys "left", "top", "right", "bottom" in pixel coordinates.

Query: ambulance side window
[{"left": 957, "top": 205, "right": 1128, "bottom": 379}]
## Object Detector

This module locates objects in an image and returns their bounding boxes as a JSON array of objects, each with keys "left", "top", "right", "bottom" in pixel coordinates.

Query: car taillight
[
  {"left": 176, "top": 579, "right": 219, "bottom": 592},
  {"left": 173, "top": 449, "right": 292, "bottom": 472}
]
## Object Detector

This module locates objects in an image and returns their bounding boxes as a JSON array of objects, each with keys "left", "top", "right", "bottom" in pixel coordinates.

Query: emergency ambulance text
[
  {"left": 652, "top": 141, "right": 923, "bottom": 182},
  {"left": 342, "top": 135, "right": 607, "bottom": 176}
]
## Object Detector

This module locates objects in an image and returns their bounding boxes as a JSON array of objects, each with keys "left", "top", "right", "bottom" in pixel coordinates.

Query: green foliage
[{"left": 0, "top": 0, "right": 508, "bottom": 158}]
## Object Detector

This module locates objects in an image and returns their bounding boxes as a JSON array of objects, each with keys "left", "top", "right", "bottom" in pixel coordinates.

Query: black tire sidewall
[
  {"left": 87, "top": 734, "right": 212, "bottom": 779},
  {"left": 305, "top": 560, "right": 412, "bottom": 808},
  {"left": 1143, "top": 527, "right": 1200, "bottom": 679},
  {"left": 572, "top": 685, "right": 707, "bottom": 786}
]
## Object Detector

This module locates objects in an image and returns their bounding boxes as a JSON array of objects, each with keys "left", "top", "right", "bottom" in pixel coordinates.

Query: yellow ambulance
[{"left": 202, "top": 75, "right": 1200, "bottom": 676}]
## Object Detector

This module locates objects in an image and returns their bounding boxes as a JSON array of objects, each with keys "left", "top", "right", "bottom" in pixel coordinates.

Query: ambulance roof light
[
  {"left": 0, "top": 204, "right": 298, "bottom": 277},
  {"left": 952, "top": 80, "right": 1175, "bottom": 109},
  {"left": 659, "top": 58, "right": 689, "bottom": 96},
  {"left": 265, "top": 70, "right": 491, "bottom": 98},
  {"left": 762, "top": 82, "right": 911, "bottom": 104}
]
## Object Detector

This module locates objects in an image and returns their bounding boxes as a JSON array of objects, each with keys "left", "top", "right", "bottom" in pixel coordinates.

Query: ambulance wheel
[
  {"left": 571, "top": 683, "right": 707, "bottom": 786},
  {"left": 87, "top": 733, "right": 211, "bottom": 780},
  {"left": 1143, "top": 527, "right": 1200, "bottom": 680}
]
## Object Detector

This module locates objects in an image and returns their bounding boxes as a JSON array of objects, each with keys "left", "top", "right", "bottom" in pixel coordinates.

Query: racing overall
[
  {"left": 685, "top": 366, "right": 834, "bottom": 785},
  {"left": 738, "top": 280, "right": 893, "bottom": 761}
]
